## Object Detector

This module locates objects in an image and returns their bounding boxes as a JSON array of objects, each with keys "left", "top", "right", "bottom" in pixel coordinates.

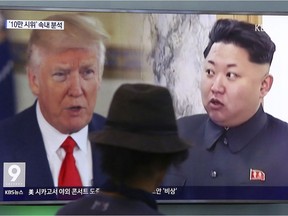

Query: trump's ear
[
  {"left": 27, "top": 67, "right": 40, "bottom": 96},
  {"left": 260, "top": 74, "right": 273, "bottom": 98}
]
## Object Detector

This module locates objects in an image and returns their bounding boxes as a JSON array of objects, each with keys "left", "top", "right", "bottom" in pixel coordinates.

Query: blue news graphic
[
  {"left": 2, "top": 187, "right": 100, "bottom": 202},
  {"left": 3, "top": 186, "right": 288, "bottom": 202}
]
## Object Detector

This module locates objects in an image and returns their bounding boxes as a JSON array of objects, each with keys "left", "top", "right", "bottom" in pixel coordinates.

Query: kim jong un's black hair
[{"left": 203, "top": 19, "right": 276, "bottom": 65}]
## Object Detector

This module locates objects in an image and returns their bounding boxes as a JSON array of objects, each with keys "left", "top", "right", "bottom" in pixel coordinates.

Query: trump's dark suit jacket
[
  {"left": 0, "top": 103, "right": 107, "bottom": 199},
  {"left": 164, "top": 106, "right": 288, "bottom": 187}
]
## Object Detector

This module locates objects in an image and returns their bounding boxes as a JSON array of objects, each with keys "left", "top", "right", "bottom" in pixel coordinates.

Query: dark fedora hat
[{"left": 90, "top": 83, "right": 191, "bottom": 153}]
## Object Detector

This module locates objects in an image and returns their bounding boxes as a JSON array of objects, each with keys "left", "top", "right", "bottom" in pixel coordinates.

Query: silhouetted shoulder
[{"left": 56, "top": 193, "right": 162, "bottom": 215}]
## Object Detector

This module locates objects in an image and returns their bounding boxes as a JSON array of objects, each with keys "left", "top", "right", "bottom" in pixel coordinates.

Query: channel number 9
[{"left": 8, "top": 164, "right": 21, "bottom": 182}]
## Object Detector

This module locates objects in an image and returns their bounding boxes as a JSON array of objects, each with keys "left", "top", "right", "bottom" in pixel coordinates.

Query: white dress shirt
[{"left": 36, "top": 102, "right": 93, "bottom": 187}]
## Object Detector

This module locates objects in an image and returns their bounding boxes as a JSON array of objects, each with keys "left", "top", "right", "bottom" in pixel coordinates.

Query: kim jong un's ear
[{"left": 260, "top": 73, "right": 273, "bottom": 98}]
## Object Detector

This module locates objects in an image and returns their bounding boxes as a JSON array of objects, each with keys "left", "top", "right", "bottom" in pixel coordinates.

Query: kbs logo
[
  {"left": 255, "top": 24, "right": 265, "bottom": 32},
  {"left": 3, "top": 162, "right": 26, "bottom": 187}
]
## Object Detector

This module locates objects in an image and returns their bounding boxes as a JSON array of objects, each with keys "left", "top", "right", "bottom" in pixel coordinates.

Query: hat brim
[{"left": 89, "top": 129, "right": 192, "bottom": 153}]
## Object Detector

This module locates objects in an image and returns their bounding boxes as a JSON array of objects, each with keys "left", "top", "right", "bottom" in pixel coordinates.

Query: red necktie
[{"left": 58, "top": 136, "right": 82, "bottom": 187}]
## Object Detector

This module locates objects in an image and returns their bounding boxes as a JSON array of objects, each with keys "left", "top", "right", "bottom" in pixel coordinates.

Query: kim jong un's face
[{"left": 201, "top": 42, "right": 273, "bottom": 127}]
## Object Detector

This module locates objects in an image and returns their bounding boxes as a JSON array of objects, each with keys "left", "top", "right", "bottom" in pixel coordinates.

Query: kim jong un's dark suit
[{"left": 165, "top": 105, "right": 288, "bottom": 186}]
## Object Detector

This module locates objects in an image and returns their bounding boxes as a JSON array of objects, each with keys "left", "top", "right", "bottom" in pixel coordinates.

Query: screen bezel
[{"left": 1, "top": 2, "right": 288, "bottom": 205}]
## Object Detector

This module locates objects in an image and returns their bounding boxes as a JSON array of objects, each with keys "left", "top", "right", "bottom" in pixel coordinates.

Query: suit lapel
[
  {"left": 14, "top": 104, "right": 54, "bottom": 187},
  {"left": 9, "top": 105, "right": 107, "bottom": 188},
  {"left": 88, "top": 114, "right": 107, "bottom": 187}
]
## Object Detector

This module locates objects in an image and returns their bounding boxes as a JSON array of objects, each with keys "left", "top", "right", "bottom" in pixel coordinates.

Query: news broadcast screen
[{"left": 1, "top": 7, "right": 288, "bottom": 204}]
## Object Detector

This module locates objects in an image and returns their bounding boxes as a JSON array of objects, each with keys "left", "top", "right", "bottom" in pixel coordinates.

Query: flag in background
[{"left": 0, "top": 11, "right": 16, "bottom": 121}]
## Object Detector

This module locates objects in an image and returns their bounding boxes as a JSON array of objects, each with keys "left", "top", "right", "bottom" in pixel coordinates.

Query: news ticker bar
[
  {"left": 3, "top": 186, "right": 288, "bottom": 202},
  {"left": 2, "top": 187, "right": 98, "bottom": 201},
  {"left": 6, "top": 20, "right": 64, "bottom": 30}
]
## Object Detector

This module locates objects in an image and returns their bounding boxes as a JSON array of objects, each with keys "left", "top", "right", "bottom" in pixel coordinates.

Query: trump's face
[
  {"left": 28, "top": 47, "right": 101, "bottom": 134},
  {"left": 201, "top": 42, "right": 272, "bottom": 127}
]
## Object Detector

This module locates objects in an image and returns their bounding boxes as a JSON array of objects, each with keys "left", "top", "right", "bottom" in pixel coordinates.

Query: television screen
[{"left": 1, "top": 6, "right": 288, "bottom": 205}]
